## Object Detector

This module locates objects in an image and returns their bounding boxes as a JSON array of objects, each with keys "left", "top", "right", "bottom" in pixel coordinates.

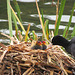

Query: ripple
[
  {"left": 15, "top": 12, "right": 22, "bottom": 14},
  {"left": 36, "top": 24, "right": 73, "bottom": 30},
  {"left": 74, "top": 9, "right": 75, "bottom": 12},
  {"left": 23, "top": 22, "right": 34, "bottom": 26},
  {"left": 0, "top": 29, "right": 16, "bottom": 35},
  {"left": 0, "top": 19, "right": 8, "bottom": 22},
  {"left": 35, "top": 33, "right": 42, "bottom": 36},
  {"left": 30, "top": 14, "right": 75, "bottom": 23},
  {"left": 0, "top": 29, "right": 25, "bottom": 35},
  {"left": 0, "top": 39, "right": 10, "bottom": 43},
  {"left": 11, "top": 0, "right": 39, "bottom": 2},
  {"left": 44, "top": 2, "right": 61, "bottom": 5},
  {"left": 0, "top": 29, "right": 42, "bottom": 37}
]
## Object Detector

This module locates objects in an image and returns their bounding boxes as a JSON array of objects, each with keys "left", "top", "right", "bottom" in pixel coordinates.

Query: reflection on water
[
  {"left": 0, "top": 19, "right": 8, "bottom": 22},
  {"left": 36, "top": 24, "right": 73, "bottom": 30},
  {"left": 11, "top": 0, "right": 39, "bottom": 2},
  {"left": 23, "top": 22, "right": 34, "bottom": 26},
  {"left": 15, "top": 12, "right": 22, "bottom": 14},
  {"left": 0, "top": 29, "right": 42, "bottom": 36},
  {"left": 30, "top": 14, "right": 75, "bottom": 23},
  {"left": 44, "top": 2, "right": 61, "bottom": 5},
  {"left": 0, "top": 39, "right": 10, "bottom": 43},
  {"left": 44, "top": 2, "right": 56, "bottom": 5},
  {"left": 0, "top": 29, "right": 15, "bottom": 35}
]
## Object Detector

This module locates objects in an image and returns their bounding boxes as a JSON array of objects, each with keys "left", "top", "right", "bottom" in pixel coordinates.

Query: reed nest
[{"left": 0, "top": 42, "right": 75, "bottom": 75}]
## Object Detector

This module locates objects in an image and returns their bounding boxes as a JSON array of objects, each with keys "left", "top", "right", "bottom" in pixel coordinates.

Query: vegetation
[
  {"left": 0, "top": 0, "right": 75, "bottom": 75},
  {"left": 6, "top": 0, "right": 75, "bottom": 43}
]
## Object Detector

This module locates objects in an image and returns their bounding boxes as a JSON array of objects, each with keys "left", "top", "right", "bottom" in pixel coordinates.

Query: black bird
[
  {"left": 42, "top": 41, "right": 47, "bottom": 50},
  {"left": 52, "top": 35, "right": 75, "bottom": 57}
]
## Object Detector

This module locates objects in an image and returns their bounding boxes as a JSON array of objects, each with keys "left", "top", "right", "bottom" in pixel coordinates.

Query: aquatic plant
[
  {"left": 7, "top": 0, "right": 75, "bottom": 42},
  {"left": 54, "top": 0, "right": 66, "bottom": 36},
  {"left": 0, "top": 1, "right": 74, "bottom": 75},
  {"left": 63, "top": 3, "right": 75, "bottom": 38}
]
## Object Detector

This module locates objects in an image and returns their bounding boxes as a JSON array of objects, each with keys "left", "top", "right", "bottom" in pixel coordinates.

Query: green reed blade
[
  {"left": 7, "top": 0, "right": 13, "bottom": 37},
  {"left": 32, "top": 30, "right": 36, "bottom": 40},
  {"left": 41, "top": 10, "right": 49, "bottom": 40},
  {"left": 44, "top": 20, "right": 49, "bottom": 40},
  {"left": 41, "top": 9, "right": 44, "bottom": 25},
  {"left": 13, "top": 0, "right": 22, "bottom": 23},
  {"left": 54, "top": 0, "right": 66, "bottom": 36},
  {"left": 9, "top": 3, "right": 26, "bottom": 34},
  {"left": 9, "top": 3, "right": 30, "bottom": 40},
  {"left": 11, "top": 11, "right": 19, "bottom": 39},
  {"left": 71, "top": 25, "right": 75, "bottom": 38},
  {"left": 63, "top": 3, "right": 75, "bottom": 38}
]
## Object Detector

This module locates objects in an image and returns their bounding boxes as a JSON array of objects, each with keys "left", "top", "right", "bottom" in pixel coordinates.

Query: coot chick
[
  {"left": 52, "top": 35, "right": 75, "bottom": 57},
  {"left": 42, "top": 41, "right": 47, "bottom": 50},
  {"left": 32, "top": 41, "right": 42, "bottom": 49}
]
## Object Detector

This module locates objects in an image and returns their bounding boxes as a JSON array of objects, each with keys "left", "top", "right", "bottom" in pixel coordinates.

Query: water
[
  {"left": 0, "top": 0, "right": 75, "bottom": 43},
  {"left": 30, "top": 14, "right": 75, "bottom": 23}
]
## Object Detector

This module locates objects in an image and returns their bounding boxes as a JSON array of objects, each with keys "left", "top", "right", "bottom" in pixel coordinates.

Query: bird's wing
[{"left": 71, "top": 44, "right": 75, "bottom": 57}]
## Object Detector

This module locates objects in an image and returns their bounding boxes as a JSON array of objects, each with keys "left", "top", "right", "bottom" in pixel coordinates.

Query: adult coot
[{"left": 52, "top": 35, "right": 75, "bottom": 57}]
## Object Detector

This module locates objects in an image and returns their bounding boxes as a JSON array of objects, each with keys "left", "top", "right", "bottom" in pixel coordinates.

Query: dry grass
[{"left": 0, "top": 40, "right": 75, "bottom": 75}]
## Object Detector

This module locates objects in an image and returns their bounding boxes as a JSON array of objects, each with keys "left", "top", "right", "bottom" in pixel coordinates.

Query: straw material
[{"left": 0, "top": 41, "right": 75, "bottom": 75}]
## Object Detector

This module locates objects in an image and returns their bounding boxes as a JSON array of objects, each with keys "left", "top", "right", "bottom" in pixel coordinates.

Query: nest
[{"left": 0, "top": 41, "right": 75, "bottom": 75}]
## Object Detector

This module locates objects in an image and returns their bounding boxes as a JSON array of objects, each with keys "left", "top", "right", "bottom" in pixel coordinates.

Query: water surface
[{"left": 0, "top": 0, "right": 75, "bottom": 43}]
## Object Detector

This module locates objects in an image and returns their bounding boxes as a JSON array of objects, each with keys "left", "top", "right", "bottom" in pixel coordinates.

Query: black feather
[{"left": 52, "top": 35, "right": 75, "bottom": 57}]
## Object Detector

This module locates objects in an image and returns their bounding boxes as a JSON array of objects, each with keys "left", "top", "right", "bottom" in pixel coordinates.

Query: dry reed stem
[
  {"left": 55, "top": 0, "right": 59, "bottom": 28},
  {"left": 50, "top": 71, "right": 54, "bottom": 75},
  {"left": 1, "top": 33, "right": 18, "bottom": 44},
  {"left": 28, "top": 68, "right": 34, "bottom": 75},
  {"left": 0, "top": 50, "right": 7, "bottom": 63},
  {"left": 17, "top": 62, "right": 21, "bottom": 75},
  {"left": 11, "top": 64, "right": 13, "bottom": 75},
  {"left": 23, "top": 67, "right": 32, "bottom": 75},
  {"left": 25, "top": 24, "right": 31, "bottom": 41},
  {"left": 35, "top": 0, "right": 47, "bottom": 40}
]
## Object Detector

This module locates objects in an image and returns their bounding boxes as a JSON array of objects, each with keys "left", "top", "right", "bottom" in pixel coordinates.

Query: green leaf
[
  {"left": 13, "top": 0, "right": 22, "bottom": 23},
  {"left": 11, "top": 11, "right": 19, "bottom": 39},
  {"left": 41, "top": 9, "right": 44, "bottom": 25},
  {"left": 54, "top": 0, "right": 66, "bottom": 36},
  {"left": 71, "top": 25, "right": 75, "bottom": 38},
  {"left": 44, "top": 20, "right": 49, "bottom": 40},
  {"left": 63, "top": 3, "right": 75, "bottom": 38},
  {"left": 32, "top": 30, "right": 38, "bottom": 41},
  {"left": 7, "top": 0, "right": 13, "bottom": 37}
]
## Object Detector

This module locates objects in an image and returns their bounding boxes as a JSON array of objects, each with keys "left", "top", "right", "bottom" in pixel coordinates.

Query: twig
[
  {"left": 17, "top": 62, "right": 21, "bottom": 75},
  {"left": 23, "top": 67, "right": 32, "bottom": 75},
  {"left": 0, "top": 50, "right": 8, "bottom": 63},
  {"left": 11, "top": 64, "right": 13, "bottom": 75},
  {"left": 1, "top": 33, "right": 18, "bottom": 43},
  {"left": 28, "top": 68, "right": 34, "bottom": 75}
]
